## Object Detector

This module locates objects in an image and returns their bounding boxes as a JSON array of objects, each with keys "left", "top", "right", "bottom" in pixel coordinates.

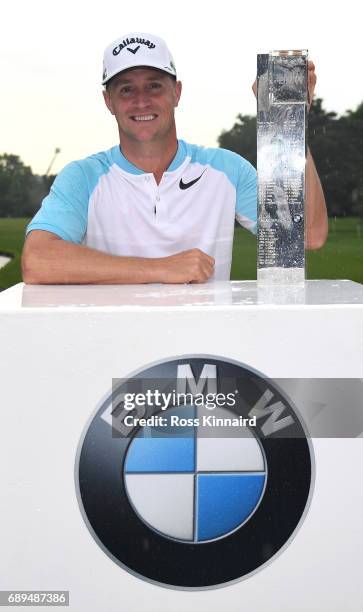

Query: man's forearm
[
  {"left": 305, "top": 149, "right": 328, "bottom": 249},
  {"left": 22, "top": 235, "right": 158, "bottom": 284},
  {"left": 22, "top": 231, "right": 215, "bottom": 285}
]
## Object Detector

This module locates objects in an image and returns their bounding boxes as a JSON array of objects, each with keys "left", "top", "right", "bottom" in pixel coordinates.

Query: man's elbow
[
  {"left": 22, "top": 231, "right": 60, "bottom": 284},
  {"left": 305, "top": 227, "right": 328, "bottom": 250},
  {"left": 21, "top": 251, "right": 40, "bottom": 284},
  {"left": 21, "top": 247, "right": 49, "bottom": 284}
]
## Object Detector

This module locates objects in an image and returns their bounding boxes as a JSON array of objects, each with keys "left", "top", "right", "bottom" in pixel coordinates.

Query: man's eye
[
  {"left": 149, "top": 82, "right": 162, "bottom": 90},
  {"left": 120, "top": 86, "right": 132, "bottom": 95}
]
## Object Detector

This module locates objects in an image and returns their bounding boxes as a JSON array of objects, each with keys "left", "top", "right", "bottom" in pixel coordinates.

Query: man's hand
[
  {"left": 156, "top": 249, "right": 215, "bottom": 284},
  {"left": 251, "top": 59, "right": 317, "bottom": 111}
]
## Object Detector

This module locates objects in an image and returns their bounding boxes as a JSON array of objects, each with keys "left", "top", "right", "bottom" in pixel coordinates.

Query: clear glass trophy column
[{"left": 257, "top": 50, "right": 308, "bottom": 286}]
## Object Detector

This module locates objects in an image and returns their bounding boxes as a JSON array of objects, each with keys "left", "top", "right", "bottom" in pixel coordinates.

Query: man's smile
[{"left": 130, "top": 114, "right": 158, "bottom": 121}]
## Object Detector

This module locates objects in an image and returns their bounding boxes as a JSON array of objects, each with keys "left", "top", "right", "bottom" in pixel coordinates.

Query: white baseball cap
[{"left": 102, "top": 32, "right": 177, "bottom": 85}]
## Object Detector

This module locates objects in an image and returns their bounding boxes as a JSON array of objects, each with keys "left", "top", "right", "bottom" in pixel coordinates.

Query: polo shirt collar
[{"left": 111, "top": 140, "right": 187, "bottom": 175}]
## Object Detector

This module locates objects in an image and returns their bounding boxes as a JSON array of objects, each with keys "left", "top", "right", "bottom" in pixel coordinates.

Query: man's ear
[
  {"left": 174, "top": 80, "right": 182, "bottom": 108},
  {"left": 103, "top": 89, "right": 114, "bottom": 115}
]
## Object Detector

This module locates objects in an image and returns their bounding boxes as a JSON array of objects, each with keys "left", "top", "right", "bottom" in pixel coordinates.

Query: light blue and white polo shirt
[{"left": 27, "top": 140, "right": 257, "bottom": 280}]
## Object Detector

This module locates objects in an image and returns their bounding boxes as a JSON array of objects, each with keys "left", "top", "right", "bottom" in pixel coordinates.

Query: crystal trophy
[{"left": 257, "top": 50, "right": 308, "bottom": 284}]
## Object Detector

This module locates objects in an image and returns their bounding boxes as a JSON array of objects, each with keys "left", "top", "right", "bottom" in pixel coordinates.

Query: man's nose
[{"left": 133, "top": 90, "right": 152, "bottom": 108}]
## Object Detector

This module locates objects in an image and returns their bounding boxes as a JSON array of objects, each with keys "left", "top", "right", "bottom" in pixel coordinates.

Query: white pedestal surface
[{"left": 0, "top": 280, "right": 362, "bottom": 611}]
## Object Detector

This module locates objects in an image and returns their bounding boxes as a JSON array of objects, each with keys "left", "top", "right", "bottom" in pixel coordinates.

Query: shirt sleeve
[
  {"left": 235, "top": 160, "right": 257, "bottom": 235},
  {"left": 26, "top": 161, "right": 89, "bottom": 243}
]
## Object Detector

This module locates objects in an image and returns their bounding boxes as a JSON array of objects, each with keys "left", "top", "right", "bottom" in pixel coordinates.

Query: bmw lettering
[{"left": 76, "top": 357, "right": 313, "bottom": 589}]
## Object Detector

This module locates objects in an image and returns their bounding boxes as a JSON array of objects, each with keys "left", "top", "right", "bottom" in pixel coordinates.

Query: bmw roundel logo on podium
[
  {"left": 76, "top": 357, "right": 313, "bottom": 589},
  {"left": 124, "top": 407, "right": 266, "bottom": 544}
]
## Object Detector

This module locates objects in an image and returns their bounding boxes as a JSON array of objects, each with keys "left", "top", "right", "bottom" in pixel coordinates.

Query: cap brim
[{"left": 102, "top": 61, "right": 176, "bottom": 85}]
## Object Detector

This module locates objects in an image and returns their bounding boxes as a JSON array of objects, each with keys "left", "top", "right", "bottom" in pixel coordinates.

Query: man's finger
[{"left": 192, "top": 249, "right": 214, "bottom": 266}]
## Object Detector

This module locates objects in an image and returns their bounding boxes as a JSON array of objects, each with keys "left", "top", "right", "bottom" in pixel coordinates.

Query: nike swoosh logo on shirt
[
  {"left": 127, "top": 45, "right": 140, "bottom": 54},
  {"left": 179, "top": 171, "right": 205, "bottom": 190}
]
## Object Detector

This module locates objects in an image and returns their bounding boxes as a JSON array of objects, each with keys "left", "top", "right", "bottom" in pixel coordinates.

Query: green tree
[
  {"left": 218, "top": 114, "right": 257, "bottom": 167},
  {"left": 346, "top": 101, "right": 363, "bottom": 120},
  {"left": 0, "top": 154, "right": 34, "bottom": 217},
  {"left": 0, "top": 154, "right": 52, "bottom": 217},
  {"left": 309, "top": 99, "right": 363, "bottom": 216}
]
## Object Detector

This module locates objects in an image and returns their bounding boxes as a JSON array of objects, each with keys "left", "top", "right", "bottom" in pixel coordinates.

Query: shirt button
[
  {"left": 145, "top": 176, "right": 150, "bottom": 182},
  {"left": 156, "top": 195, "right": 160, "bottom": 202}
]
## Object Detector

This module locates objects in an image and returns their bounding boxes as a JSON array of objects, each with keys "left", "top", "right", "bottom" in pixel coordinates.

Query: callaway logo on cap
[{"left": 102, "top": 32, "right": 177, "bottom": 85}]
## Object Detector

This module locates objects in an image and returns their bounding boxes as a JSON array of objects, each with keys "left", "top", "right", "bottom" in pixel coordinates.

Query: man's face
[{"left": 103, "top": 67, "right": 182, "bottom": 145}]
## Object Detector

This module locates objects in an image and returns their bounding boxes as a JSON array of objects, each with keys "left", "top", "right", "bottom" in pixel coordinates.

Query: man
[{"left": 22, "top": 33, "right": 327, "bottom": 285}]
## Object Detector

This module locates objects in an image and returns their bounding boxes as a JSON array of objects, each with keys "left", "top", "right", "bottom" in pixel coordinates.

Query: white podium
[{"left": 0, "top": 280, "right": 362, "bottom": 611}]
